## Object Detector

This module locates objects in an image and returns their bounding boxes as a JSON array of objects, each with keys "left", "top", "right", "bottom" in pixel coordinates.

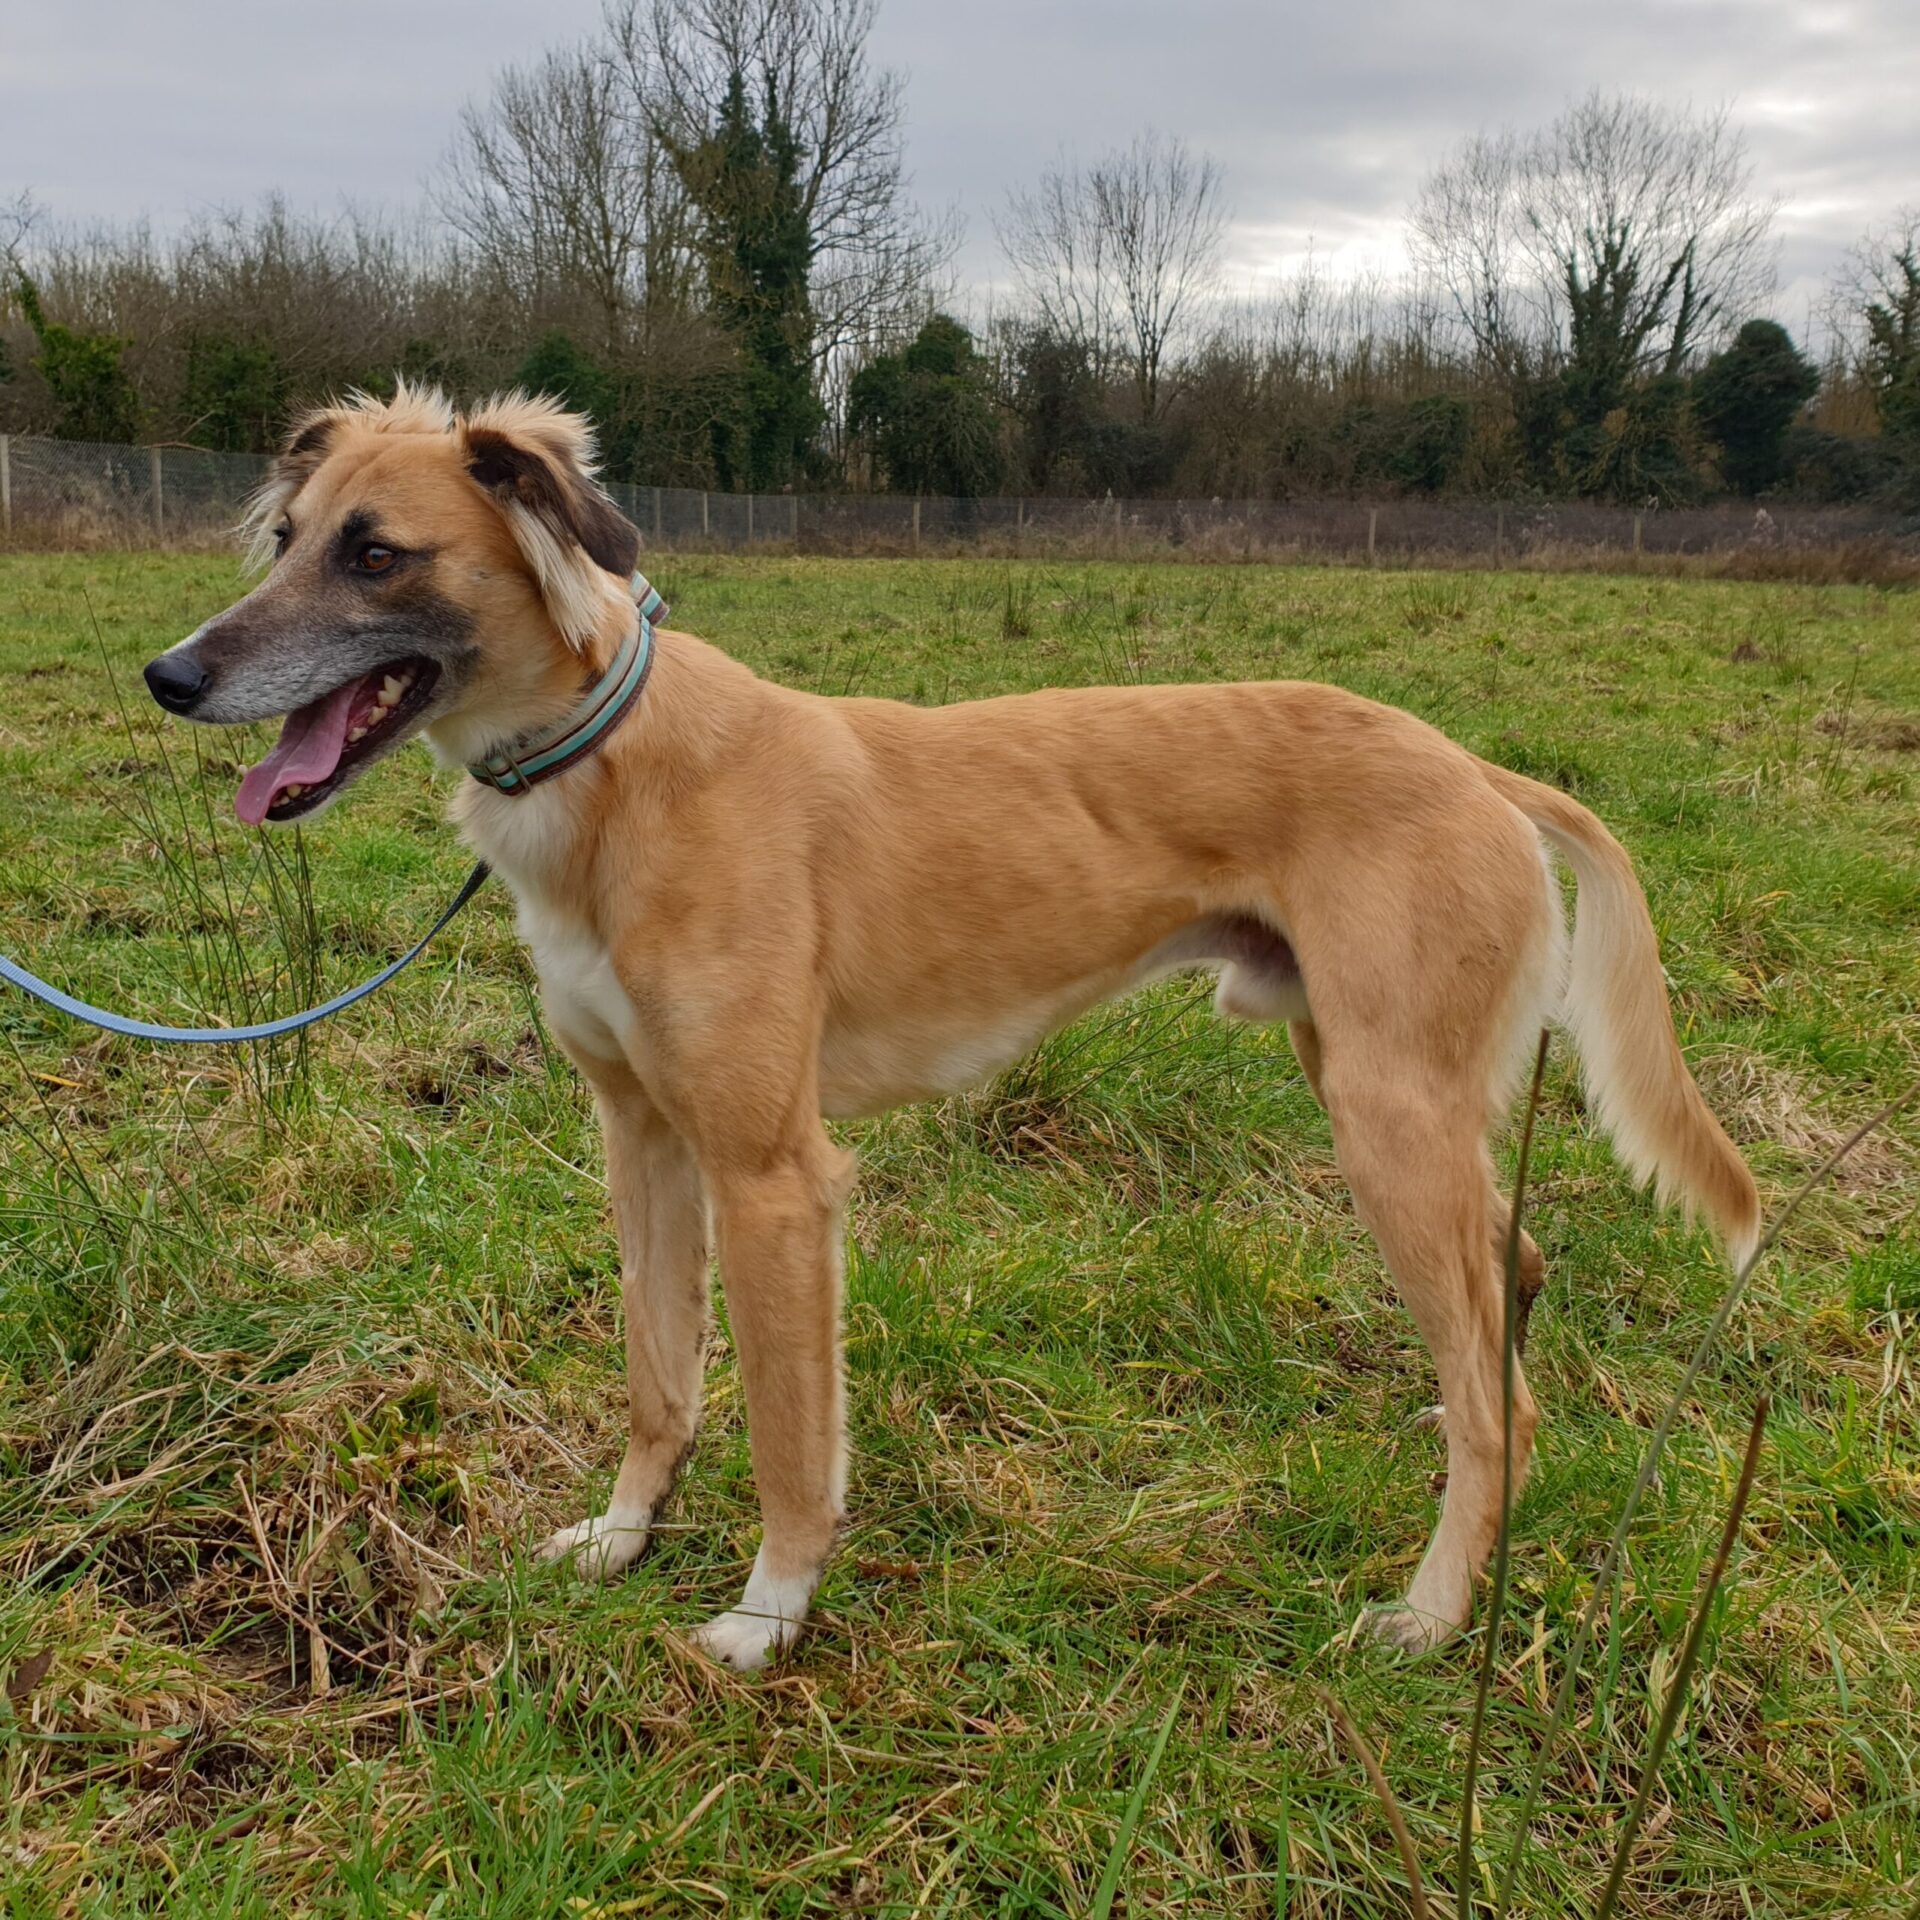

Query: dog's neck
[
  {"left": 427, "top": 633, "right": 610, "bottom": 774},
  {"left": 427, "top": 568, "right": 657, "bottom": 773},
  {"left": 466, "top": 616, "right": 654, "bottom": 800},
  {"left": 448, "top": 618, "right": 761, "bottom": 922}
]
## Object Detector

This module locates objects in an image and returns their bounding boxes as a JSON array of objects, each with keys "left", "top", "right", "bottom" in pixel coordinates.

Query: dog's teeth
[
  {"left": 379, "top": 676, "right": 403, "bottom": 706},
  {"left": 283, "top": 783, "right": 304, "bottom": 799},
  {"left": 348, "top": 725, "right": 368, "bottom": 742}
]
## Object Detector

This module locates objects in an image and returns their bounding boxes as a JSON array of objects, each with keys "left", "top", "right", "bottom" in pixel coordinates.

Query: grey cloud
[
  {"left": 3, "top": 0, "right": 1913, "bottom": 330},
  {"left": 874, "top": 0, "right": 1917, "bottom": 308}
]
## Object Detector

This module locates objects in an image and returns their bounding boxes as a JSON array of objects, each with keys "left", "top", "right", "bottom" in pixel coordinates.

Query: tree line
[{"left": 3, "top": 1, "right": 1916, "bottom": 510}]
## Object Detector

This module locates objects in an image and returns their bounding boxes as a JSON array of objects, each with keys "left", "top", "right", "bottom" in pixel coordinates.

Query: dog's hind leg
[
  {"left": 1316, "top": 1054, "right": 1538, "bottom": 1652},
  {"left": 1282, "top": 1013, "right": 1536, "bottom": 1443},
  {"left": 539, "top": 1065, "right": 709, "bottom": 1581},
  {"left": 1492, "top": 1171, "right": 1548, "bottom": 1353},
  {"left": 1407, "top": 1167, "right": 1549, "bottom": 1434}
]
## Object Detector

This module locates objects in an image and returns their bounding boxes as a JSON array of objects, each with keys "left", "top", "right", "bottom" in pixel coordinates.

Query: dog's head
[{"left": 144, "top": 383, "right": 641, "bottom": 824}]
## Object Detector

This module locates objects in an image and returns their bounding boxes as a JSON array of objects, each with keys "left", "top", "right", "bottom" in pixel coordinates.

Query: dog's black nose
[{"left": 143, "top": 654, "right": 209, "bottom": 713}]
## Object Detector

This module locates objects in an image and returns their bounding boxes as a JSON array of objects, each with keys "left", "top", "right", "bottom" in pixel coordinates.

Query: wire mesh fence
[{"left": 2, "top": 433, "right": 1913, "bottom": 570}]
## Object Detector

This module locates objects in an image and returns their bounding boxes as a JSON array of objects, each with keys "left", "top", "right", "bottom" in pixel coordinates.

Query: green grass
[{"left": 1, "top": 552, "right": 1917, "bottom": 1917}]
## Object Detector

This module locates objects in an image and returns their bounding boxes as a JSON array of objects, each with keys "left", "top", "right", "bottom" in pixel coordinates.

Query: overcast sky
[{"left": 4, "top": 0, "right": 1915, "bottom": 336}]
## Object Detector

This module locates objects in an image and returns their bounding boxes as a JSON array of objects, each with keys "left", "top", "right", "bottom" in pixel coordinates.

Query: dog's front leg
[
  {"left": 539, "top": 1064, "right": 708, "bottom": 1580},
  {"left": 688, "top": 1132, "right": 855, "bottom": 1671}
]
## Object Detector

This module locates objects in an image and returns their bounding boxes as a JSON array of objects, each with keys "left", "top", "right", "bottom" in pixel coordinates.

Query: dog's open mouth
[{"left": 235, "top": 658, "right": 440, "bottom": 824}]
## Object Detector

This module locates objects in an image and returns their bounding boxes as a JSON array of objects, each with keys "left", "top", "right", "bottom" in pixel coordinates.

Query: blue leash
[{"left": 0, "top": 861, "right": 492, "bottom": 1045}]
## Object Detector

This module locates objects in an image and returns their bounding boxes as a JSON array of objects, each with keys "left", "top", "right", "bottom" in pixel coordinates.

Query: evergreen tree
[
  {"left": 1009, "top": 328, "right": 1101, "bottom": 493},
  {"left": 13, "top": 272, "right": 140, "bottom": 442},
  {"left": 1502, "top": 228, "right": 1712, "bottom": 502},
  {"left": 516, "top": 331, "right": 650, "bottom": 483},
  {"left": 672, "top": 69, "right": 823, "bottom": 490},
  {"left": 1337, "top": 393, "right": 1472, "bottom": 494},
  {"left": 1861, "top": 244, "right": 1920, "bottom": 463},
  {"left": 518, "top": 331, "right": 616, "bottom": 422},
  {"left": 847, "top": 315, "right": 1006, "bottom": 496},
  {"left": 180, "top": 335, "right": 287, "bottom": 452},
  {"left": 1693, "top": 319, "right": 1819, "bottom": 494}
]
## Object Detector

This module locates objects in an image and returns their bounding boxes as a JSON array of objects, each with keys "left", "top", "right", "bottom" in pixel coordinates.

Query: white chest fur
[
  {"left": 457, "top": 781, "right": 640, "bottom": 1067},
  {"left": 521, "top": 902, "right": 637, "bottom": 1063}
]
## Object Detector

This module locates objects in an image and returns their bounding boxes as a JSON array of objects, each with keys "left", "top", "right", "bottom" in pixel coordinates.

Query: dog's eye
[
  {"left": 272, "top": 523, "right": 290, "bottom": 552},
  {"left": 356, "top": 545, "right": 397, "bottom": 574}
]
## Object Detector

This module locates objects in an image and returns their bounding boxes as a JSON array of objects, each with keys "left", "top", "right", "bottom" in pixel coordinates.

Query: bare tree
[
  {"left": 997, "top": 131, "right": 1225, "bottom": 419},
  {"left": 166, "top": 198, "right": 458, "bottom": 382},
  {"left": 1, "top": 190, "right": 42, "bottom": 272},
  {"left": 1408, "top": 128, "right": 1526, "bottom": 369},
  {"left": 1410, "top": 93, "right": 1777, "bottom": 376},
  {"left": 609, "top": 0, "right": 953, "bottom": 371},
  {"left": 436, "top": 40, "right": 697, "bottom": 348},
  {"left": 998, "top": 159, "right": 1120, "bottom": 385},
  {"left": 1827, "top": 207, "right": 1920, "bottom": 382}
]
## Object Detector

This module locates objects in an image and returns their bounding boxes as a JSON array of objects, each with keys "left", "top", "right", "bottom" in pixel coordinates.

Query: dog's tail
[{"left": 1482, "top": 762, "right": 1761, "bottom": 1268}]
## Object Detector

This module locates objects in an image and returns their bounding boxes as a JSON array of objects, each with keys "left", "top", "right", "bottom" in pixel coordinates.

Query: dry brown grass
[
  {"left": 1697, "top": 1047, "right": 1911, "bottom": 1197},
  {"left": 6, "top": 1330, "right": 612, "bottom": 1811},
  {"left": 1815, "top": 706, "right": 1920, "bottom": 752}
]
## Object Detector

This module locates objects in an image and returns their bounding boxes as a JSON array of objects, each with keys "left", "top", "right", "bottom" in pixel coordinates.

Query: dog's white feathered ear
[{"left": 462, "top": 394, "right": 641, "bottom": 649}]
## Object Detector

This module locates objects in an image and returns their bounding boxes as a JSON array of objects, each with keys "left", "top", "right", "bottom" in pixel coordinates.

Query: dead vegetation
[
  {"left": 1697, "top": 1047, "right": 1910, "bottom": 1198},
  {"left": 2, "top": 1324, "right": 611, "bottom": 1844},
  {"left": 1815, "top": 706, "right": 1920, "bottom": 752}
]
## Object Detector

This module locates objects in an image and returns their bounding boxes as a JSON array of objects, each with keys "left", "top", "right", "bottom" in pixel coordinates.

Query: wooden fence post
[
  {"left": 0, "top": 435, "right": 10, "bottom": 536},
  {"left": 1495, "top": 502, "right": 1505, "bottom": 561},
  {"left": 150, "top": 446, "right": 165, "bottom": 539},
  {"left": 701, "top": 491, "right": 710, "bottom": 538},
  {"left": 1367, "top": 507, "right": 1378, "bottom": 565},
  {"left": 746, "top": 493, "right": 755, "bottom": 542},
  {"left": 912, "top": 497, "right": 921, "bottom": 552},
  {"left": 790, "top": 494, "right": 799, "bottom": 546},
  {"left": 1632, "top": 511, "right": 1643, "bottom": 556},
  {"left": 653, "top": 486, "right": 662, "bottom": 541}
]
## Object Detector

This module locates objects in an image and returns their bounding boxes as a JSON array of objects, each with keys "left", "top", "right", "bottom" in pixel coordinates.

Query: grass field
[{"left": 2, "top": 552, "right": 1917, "bottom": 1918}]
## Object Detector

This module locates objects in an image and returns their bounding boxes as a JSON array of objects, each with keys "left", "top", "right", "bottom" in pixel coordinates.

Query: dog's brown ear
[
  {"left": 281, "top": 409, "right": 344, "bottom": 475},
  {"left": 463, "top": 394, "right": 641, "bottom": 649},
  {"left": 242, "top": 405, "right": 356, "bottom": 566}
]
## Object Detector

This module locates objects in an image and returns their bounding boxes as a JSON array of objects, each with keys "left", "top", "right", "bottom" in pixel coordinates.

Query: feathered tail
[{"left": 1482, "top": 762, "right": 1761, "bottom": 1267}]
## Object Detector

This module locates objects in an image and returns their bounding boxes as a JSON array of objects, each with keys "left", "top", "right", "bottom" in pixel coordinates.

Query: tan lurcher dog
[{"left": 144, "top": 386, "right": 1762, "bottom": 1670}]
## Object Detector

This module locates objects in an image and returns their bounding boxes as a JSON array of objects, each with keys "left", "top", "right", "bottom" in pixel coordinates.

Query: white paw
[
  {"left": 1361, "top": 1601, "right": 1460, "bottom": 1655},
  {"left": 688, "top": 1606, "right": 794, "bottom": 1671},
  {"left": 685, "top": 1551, "right": 817, "bottom": 1672},
  {"left": 536, "top": 1509, "right": 651, "bottom": 1581}
]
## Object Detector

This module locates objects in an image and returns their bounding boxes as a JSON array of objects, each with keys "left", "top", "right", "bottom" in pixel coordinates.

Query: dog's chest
[
  {"left": 520, "top": 904, "right": 637, "bottom": 1063},
  {"left": 461, "top": 786, "right": 638, "bottom": 1065}
]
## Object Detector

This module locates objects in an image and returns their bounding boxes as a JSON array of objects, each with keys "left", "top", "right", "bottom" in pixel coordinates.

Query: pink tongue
[{"left": 234, "top": 679, "right": 363, "bottom": 825}]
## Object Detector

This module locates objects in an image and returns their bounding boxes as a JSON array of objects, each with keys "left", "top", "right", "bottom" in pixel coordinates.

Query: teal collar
[{"left": 468, "top": 572, "right": 667, "bottom": 798}]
